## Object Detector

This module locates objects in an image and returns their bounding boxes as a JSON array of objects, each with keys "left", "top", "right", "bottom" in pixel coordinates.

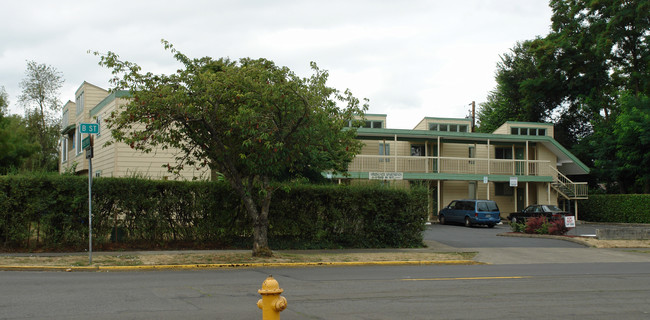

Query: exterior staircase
[{"left": 549, "top": 166, "right": 589, "bottom": 200}]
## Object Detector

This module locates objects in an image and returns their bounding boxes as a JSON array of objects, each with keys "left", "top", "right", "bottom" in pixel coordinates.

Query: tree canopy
[
  {"left": 95, "top": 41, "right": 367, "bottom": 256},
  {"left": 477, "top": 0, "right": 649, "bottom": 192},
  {"left": 17, "top": 61, "right": 64, "bottom": 171}
]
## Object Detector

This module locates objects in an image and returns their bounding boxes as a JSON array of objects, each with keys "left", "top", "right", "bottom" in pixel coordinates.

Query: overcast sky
[{"left": 0, "top": 0, "right": 553, "bottom": 129}]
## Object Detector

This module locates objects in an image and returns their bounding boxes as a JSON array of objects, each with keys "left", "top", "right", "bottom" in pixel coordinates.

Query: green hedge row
[
  {"left": 0, "top": 175, "right": 427, "bottom": 251},
  {"left": 580, "top": 194, "right": 650, "bottom": 223}
]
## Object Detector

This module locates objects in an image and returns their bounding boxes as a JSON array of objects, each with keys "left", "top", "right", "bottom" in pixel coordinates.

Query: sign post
[{"left": 79, "top": 123, "right": 98, "bottom": 264}]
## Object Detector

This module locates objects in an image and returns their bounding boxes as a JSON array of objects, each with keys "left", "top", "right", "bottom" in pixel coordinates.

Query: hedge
[
  {"left": 580, "top": 194, "right": 650, "bottom": 223},
  {"left": 0, "top": 175, "right": 428, "bottom": 251}
]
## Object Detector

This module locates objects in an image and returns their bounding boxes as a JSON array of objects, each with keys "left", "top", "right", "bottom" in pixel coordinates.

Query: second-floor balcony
[{"left": 348, "top": 155, "right": 554, "bottom": 177}]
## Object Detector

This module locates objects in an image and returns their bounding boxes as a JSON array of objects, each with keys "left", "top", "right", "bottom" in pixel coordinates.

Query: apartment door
[
  {"left": 468, "top": 182, "right": 477, "bottom": 200},
  {"left": 515, "top": 147, "right": 525, "bottom": 175},
  {"left": 516, "top": 187, "right": 525, "bottom": 211}
]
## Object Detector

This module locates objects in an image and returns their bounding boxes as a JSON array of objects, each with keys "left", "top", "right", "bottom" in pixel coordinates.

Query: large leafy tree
[
  {"left": 18, "top": 61, "right": 64, "bottom": 171},
  {"left": 478, "top": 0, "right": 649, "bottom": 192},
  {"left": 0, "top": 86, "right": 39, "bottom": 174},
  {"left": 95, "top": 41, "right": 367, "bottom": 256}
]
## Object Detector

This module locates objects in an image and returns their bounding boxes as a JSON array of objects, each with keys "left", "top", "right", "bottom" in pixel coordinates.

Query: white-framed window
[
  {"left": 75, "top": 127, "right": 83, "bottom": 155},
  {"left": 379, "top": 143, "right": 390, "bottom": 162},
  {"left": 76, "top": 91, "right": 84, "bottom": 115},
  {"left": 429, "top": 123, "right": 469, "bottom": 132},
  {"left": 61, "top": 137, "right": 68, "bottom": 162},
  {"left": 96, "top": 115, "right": 102, "bottom": 137}
]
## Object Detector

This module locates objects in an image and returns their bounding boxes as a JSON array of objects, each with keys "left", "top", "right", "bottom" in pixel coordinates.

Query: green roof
[{"left": 89, "top": 90, "right": 131, "bottom": 117}]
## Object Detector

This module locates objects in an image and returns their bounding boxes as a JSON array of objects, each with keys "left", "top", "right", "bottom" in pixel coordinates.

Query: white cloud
[{"left": 0, "top": 0, "right": 552, "bottom": 128}]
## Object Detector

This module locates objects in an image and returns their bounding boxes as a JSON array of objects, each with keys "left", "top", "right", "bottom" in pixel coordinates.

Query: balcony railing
[{"left": 347, "top": 155, "right": 554, "bottom": 177}]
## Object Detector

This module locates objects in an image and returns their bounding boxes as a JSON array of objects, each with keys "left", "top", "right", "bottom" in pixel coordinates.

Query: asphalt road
[
  {"left": 2, "top": 225, "right": 650, "bottom": 319},
  {"left": 2, "top": 262, "right": 650, "bottom": 319}
]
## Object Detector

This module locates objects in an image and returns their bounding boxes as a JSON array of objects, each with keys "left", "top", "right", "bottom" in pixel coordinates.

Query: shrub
[
  {"left": 548, "top": 219, "right": 569, "bottom": 235},
  {"left": 510, "top": 221, "right": 526, "bottom": 233},
  {"left": 581, "top": 194, "right": 650, "bottom": 223},
  {"left": 525, "top": 216, "right": 550, "bottom": 235},
  {"left": 0, "top": 175, "right": 428, "bottom": 251}
]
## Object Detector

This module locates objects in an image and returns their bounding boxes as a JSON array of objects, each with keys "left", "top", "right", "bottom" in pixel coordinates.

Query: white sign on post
[
  {"left": 565, "top": 215, "right": 576, "bottom": 228},
  {"left": 483, "top": 176, "right": 488, "bottom": 184},
  {"left": 509, "top": 177, "right": 518, "bottom": 187}
]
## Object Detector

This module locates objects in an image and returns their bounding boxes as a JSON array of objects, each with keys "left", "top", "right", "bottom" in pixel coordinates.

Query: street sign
[
  {"left": 509, "top": 176, "right": 518, "bottom": 187},
  {"left": 79, "top": 123, "right": 99, "bottom": 134},
  {"left": 82, "top": 136, "right": 91, "bottom": 149}
]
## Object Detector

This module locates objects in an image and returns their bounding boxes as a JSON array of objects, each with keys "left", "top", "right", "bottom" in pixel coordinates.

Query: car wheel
[
  {"left": 464, "top": 217, "right": 472, "bottom": 227},
  {"left": 439, "top": 215, "right": 446, "bottom": 225},
  {"left": 487, "top": 223, "right": 495, "bottom": 228}
]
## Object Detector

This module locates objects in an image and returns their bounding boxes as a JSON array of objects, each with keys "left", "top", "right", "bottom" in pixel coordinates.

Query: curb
[
  {"left": 0, "top": 260, "right": 482, "bottom": 272},
  {"left": 497, "top": 232, "right": 594, "bottom": 247}
]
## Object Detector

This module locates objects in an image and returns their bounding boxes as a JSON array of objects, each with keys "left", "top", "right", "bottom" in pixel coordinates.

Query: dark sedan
[{"left": 507, "top": 204, "right": 572, "bottom": 223}]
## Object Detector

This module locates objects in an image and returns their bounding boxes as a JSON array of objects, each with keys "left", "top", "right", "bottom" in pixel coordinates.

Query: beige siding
[
  {"left": 440, "top": 181, "right": 469, "bottom": 207},
  {"left": 440, "top": 142, "right": 470, "bottom": 158}
]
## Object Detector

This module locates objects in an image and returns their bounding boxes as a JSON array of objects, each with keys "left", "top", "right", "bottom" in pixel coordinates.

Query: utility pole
[{"left": 470, "top": 101, "right": 476, "bottom": 132}]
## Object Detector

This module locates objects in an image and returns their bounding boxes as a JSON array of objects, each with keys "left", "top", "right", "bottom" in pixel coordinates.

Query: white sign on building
[
  {"left": 369, "top": 172, "right": 404, "bottom": 180},
  {"left": 509, "top": 176, "right": 518, "bottom": 187}
]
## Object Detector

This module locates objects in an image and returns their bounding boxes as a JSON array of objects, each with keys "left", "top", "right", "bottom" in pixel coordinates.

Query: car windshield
[{"left": 542, "top": 205, "right": 562, "bottom": 212}]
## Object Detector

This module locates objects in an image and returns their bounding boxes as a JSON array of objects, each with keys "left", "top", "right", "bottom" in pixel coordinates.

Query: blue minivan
[{"left": 438, "top": 199, "right": 501, "bottom": 228}]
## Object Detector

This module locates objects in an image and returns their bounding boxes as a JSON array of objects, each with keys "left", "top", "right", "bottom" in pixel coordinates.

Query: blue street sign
[{"left": 79, "top": 123, "right": 99, "bottom": 134}]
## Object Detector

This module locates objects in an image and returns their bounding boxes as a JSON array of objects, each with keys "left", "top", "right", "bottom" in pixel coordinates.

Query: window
[
  {"left": 379, "top": 143, "right": 390, "bottom": 162},
  {"left": 411, "top": 145, "right": 424, "bottom": 156},
  {"left": 61, "top": 137, "right": 68, "bottom": 162},
  {"left": 75, "top": 126, "right": 83, "bottom": 155},
  {"left": 495, "top": 147, "right": 513, "bottom": 159},
  {"left": 363, "top": 120, "right": 383, "bottom": 128},
  {"left": 494, "top": 182, "right": 514, "bottom": 196},
  {"left": 468, "top": 146, "right": 475, "bottom": 164},
  {"left": 430, "top": 123, "right": 469, "bottom": 132},
  {"left": 75, "top": 91, "right": 84, "bottom": 115},
  {"left": 96, "top": 116, "right": 102, "bottom": 137},
  {"left": 511, "top": 127, "right": 548, "bottom": 136}
]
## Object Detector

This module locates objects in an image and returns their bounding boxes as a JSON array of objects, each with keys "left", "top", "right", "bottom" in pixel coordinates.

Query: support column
[
  {"left": 547, "top": 182, "right": 551, "bottom": 204},
  {"left": 575, "top": 200, "right": 579, "bottom": 222},
  {"left": 437, "top": 180, "right": 441, "bottom": 216},
  {"left": 394, "top": 134, "right": 398, "bottom": 172},
  {"left": 525, "top": 182, "right": 529, "bottom": 207}
]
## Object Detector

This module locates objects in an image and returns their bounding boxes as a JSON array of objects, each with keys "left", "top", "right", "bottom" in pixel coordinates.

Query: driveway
[{"left": 424, "top": 223, "right": 650, "bottom": 265}]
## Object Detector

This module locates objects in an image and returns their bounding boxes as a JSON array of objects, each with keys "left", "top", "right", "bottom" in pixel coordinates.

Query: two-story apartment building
[
  {"left": 59, "top": 82, "right": 208, "bottom": 180},
  {"left": 60, "top": 82, "right": 588, "bottom": 220},
  {"left": 334, "top": 114, "right": 589, "bottom": 220}
]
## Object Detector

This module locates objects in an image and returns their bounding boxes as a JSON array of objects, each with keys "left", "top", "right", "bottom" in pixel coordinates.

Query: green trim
[
  {"left": 90, "top": 90, "right": 131, "bottom": 117},
  {"left": 546, "top": 138, "right": 590, "bottom": 173},
  {"left": 364, "top": 113, "right": 387, "bottom": 117},
  {"left": 504, "top": 121, "right": 553, "bottom": 126},
  {"left": 333, "top": 172, "right": 553, "bottom": 182},
  {"left": 423, "top": 117, "right": 472, "bottom": 122},
  {"left": 61, "top": 124, "right": 75, "bottom": 135}
]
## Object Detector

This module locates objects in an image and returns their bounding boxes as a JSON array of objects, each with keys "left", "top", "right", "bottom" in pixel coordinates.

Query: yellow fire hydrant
[{"left": 257, "top": 275, "right": 287, "bottom": 320}]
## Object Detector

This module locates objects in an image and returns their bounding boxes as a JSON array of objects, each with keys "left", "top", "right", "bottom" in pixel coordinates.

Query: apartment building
[
  {"left": 60, "top": 82, "right": 588, "bottom": 220},
  {"left": 59, "top": 82, "right": 209, "bottom": 180},
  {"left": 335, "top": 114, "right": 589, "bottom": 220}
]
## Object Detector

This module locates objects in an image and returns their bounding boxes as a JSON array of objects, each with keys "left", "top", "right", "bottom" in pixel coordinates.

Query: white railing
[
  {"left": 348, "top": 155, "right": 553, "bottom": 176},
  {"left": 548, "top": 165, "right": 589, "bottom": 199}
]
